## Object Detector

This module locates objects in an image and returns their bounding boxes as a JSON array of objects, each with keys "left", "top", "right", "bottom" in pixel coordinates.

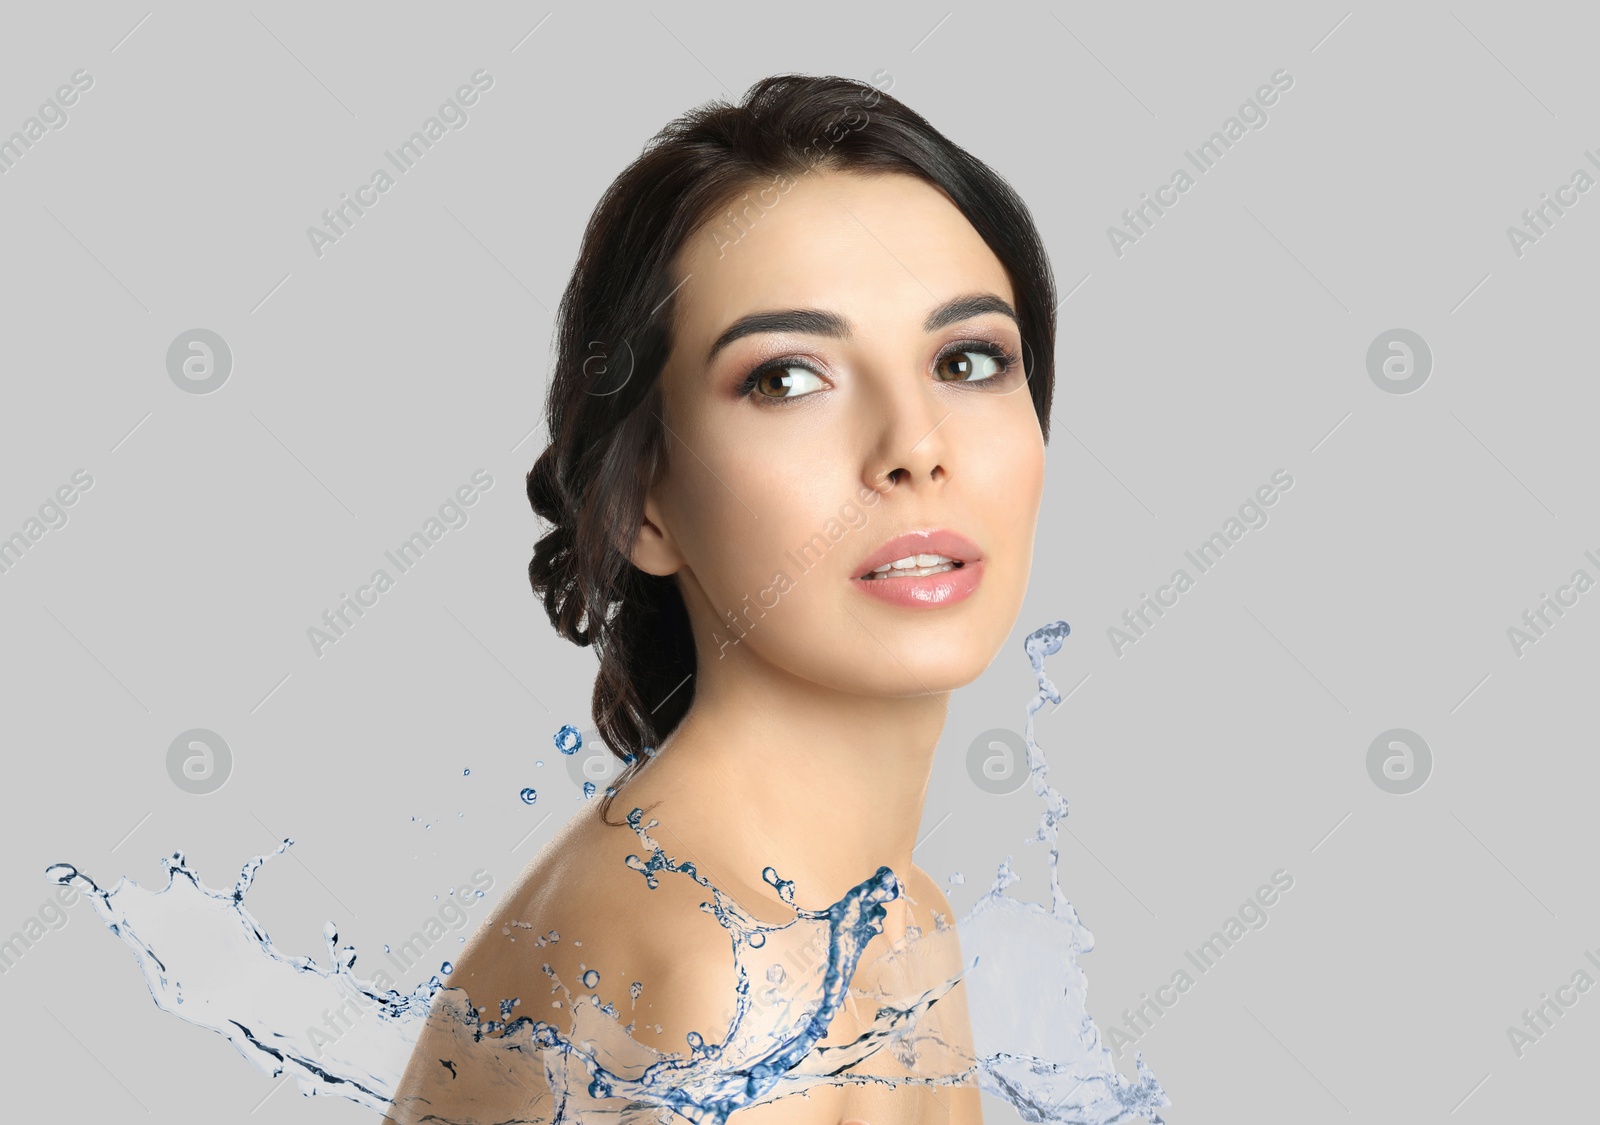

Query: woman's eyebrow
[{"left": 704, "top": 291, "right": 1017, "bottom": 364}]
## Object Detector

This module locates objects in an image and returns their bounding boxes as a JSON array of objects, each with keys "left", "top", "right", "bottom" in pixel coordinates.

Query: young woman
[{"left": 388, "top": 73, "right": 1056, "bottom": 1125}]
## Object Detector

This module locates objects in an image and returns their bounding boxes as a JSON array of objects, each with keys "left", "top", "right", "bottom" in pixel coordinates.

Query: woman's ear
[{"left": 629, "top": 490, "right": 685, "bottom": 577}]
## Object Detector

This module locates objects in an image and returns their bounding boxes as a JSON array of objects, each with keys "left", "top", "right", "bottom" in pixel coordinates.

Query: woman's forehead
[{"left": 671, "top": 171, "right": 1013, "bottom": 348}]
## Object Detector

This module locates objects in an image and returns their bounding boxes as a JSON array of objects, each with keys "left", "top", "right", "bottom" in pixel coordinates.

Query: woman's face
[{"left": 638, "top": 169, "right": 1046, "bottom": 697}]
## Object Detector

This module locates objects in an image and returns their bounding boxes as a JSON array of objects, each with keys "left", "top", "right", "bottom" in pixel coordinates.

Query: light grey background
[{"left": 2, "top": 1, "right": 1595, "bottom": 1121}]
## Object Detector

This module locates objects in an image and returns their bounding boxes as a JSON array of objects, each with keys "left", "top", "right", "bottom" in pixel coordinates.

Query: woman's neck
[{"left": 619, "top": 661, "right": 950, "bottom": 911}]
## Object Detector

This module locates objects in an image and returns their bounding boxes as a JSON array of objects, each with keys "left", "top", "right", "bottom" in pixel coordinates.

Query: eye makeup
[{"left": 733, "top": 336, "right": 1023, "bottom": 403}]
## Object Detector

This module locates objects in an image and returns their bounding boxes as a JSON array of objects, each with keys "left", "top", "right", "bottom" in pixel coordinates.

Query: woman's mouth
[
  {"left": 851, "top": 531, "right": 983, "bottom": 607},
  {"left": 852, "top": 556, "right": 982, "bottom": 607},
  {"left": 861, "top": 553, "right": 964, "bottom": 579}
]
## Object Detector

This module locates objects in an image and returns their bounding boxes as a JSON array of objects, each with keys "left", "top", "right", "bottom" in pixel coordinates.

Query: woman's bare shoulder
[
  {"left": 385, "top": 805, "right": 749, "bottom": 1123},
  {"left": 462, "top": 805, "right": 742, "bottom": 1034}
]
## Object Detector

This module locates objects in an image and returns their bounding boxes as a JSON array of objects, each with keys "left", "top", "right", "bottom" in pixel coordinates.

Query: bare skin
[{"left": 389, "top": 168, "right": 1046, "bottom": 1124}]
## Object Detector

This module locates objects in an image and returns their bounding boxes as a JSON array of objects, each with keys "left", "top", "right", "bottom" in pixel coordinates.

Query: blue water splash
[{"left": 46, "top": 620, "right": 1166, "bottom": 1122}]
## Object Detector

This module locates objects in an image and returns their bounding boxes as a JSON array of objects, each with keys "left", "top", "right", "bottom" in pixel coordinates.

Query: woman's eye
[
  {"left": 751, "top": 364, "right": 826, "bottom": 399},
  {"left": 935, "top": 348, "right": 1008, "bottom": 383}
]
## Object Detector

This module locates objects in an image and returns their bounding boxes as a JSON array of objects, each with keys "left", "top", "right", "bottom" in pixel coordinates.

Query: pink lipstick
[{"left": 851, "top": 529, "right": 983, "bottom": 608}]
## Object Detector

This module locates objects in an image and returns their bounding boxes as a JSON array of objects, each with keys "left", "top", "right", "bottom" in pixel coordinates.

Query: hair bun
[{"left": 525, "top": 443, "right": 569, "bottom": 528}]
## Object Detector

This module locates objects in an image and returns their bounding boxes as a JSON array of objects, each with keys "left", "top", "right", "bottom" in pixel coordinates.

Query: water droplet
[
  {"left": 441, "top": 961, "right": 454, "bottom": 975},
  {"left": 462, "top": 768, "right": 470, "bottom": 776},
  {"left": 520, "top": 787, "right": 538, "bottom": 805},
  {"left": 555, "top": 724, "right": 583, "bottom": 755},
  {"left": 766, "top": 964, "right": 785, "bottom": 984},
  {"left": 582, "top": 969, "right": 600, "bottom": 988},
  {"left": 583, "top": 781, "right": 596, "bottom": 799}
]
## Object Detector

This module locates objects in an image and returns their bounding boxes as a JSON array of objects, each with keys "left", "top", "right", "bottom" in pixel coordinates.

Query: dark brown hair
[{"left": 526, "top": 73, "right": 1057, "bottom": 822}]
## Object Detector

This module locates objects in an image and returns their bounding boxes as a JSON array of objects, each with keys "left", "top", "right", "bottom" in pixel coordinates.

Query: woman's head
[{"left": 528, "top": 75, "right": 1056, "bottom": 815}]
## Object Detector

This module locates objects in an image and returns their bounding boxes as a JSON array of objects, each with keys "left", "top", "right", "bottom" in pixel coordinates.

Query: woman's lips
[
  {"left": 851, "top": 558, "right": 983, "bottom": 608},
  {"left": 853, "top": 529, "right": 982, "bottom": 579}
]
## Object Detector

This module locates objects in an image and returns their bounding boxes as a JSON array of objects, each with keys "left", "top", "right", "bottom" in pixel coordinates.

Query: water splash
[
  {"left": 956, "top": 621, "right": 1169, "bottom": 1122},
  {"left": 46, "top": 620, "right": 1166, "bottom": 1122},
  {"left": 45, "top": 844, "right": 434, "bottom": 1113}
]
